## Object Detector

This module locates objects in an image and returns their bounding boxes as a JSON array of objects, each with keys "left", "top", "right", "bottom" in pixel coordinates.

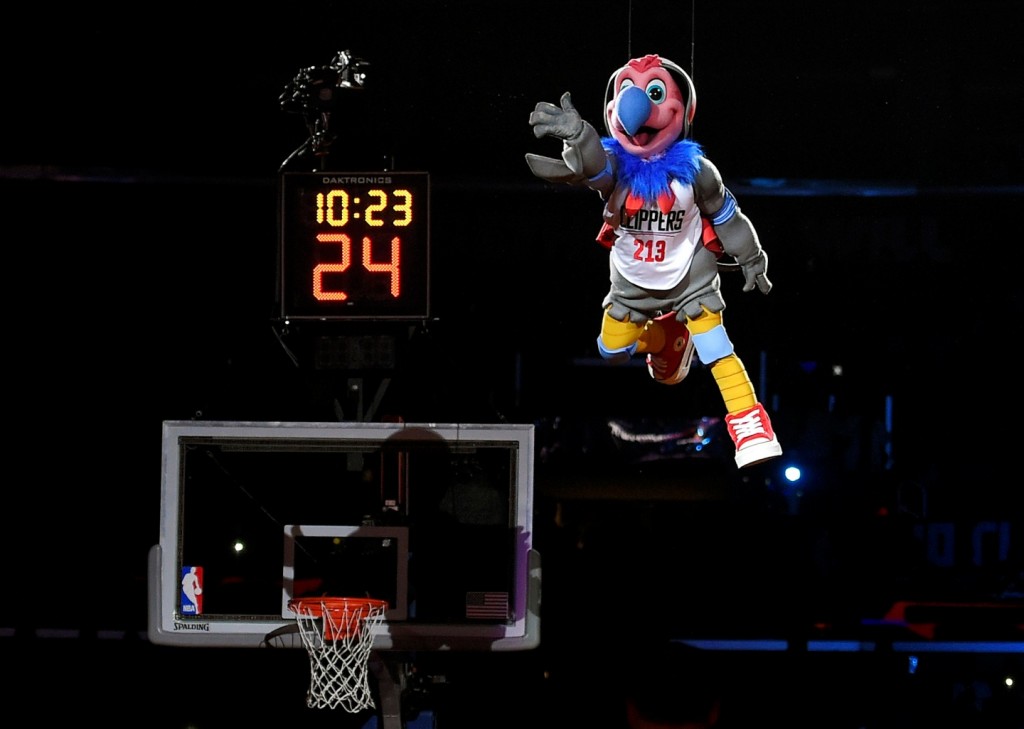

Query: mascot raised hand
[{"left": 526, "top": 53, "right": 781, "bottom": 468}]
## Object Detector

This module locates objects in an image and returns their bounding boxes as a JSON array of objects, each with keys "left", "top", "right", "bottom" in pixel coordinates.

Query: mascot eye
[
  {"left": 646, "top": 79, "right": 668, "bottom": 104},
  {"left": 618, "top": 79, "right": 636, "bottom": 94}
]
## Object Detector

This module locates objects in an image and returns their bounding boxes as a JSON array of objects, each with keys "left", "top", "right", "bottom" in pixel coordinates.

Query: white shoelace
[{"left": 730, "top": 410, "right": 767, "bottom": 439}]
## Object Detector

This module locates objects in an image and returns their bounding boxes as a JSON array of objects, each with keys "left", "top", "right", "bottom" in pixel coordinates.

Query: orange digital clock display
[{"left": 278, "top": 172, "right": 430, "bottom": 320}]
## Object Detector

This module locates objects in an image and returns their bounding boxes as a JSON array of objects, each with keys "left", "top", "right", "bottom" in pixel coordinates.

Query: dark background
[{"left": 3, "top": 1, "right": 1023, "bottom": 726}]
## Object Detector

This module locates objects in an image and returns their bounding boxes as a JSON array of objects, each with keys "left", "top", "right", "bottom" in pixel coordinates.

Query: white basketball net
[{"left": 290, "top": 598, "right": 387, "bottom": 712}]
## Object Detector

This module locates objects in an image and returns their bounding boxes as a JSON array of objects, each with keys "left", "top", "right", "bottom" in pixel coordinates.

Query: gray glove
[
  {"left": 526, "top": 92, "right": 609, "bottom": 185},
  {"left": 738, "top": 251, "right": 773, "bottom": 294},
  {"left": 530, "top": 91, "right": 584, "bottom": 143}
]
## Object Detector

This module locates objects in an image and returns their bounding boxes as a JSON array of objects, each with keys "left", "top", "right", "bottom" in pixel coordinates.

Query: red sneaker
[
  {"left": 725, "top": 403, "right": 783, "bottom": 468},
  {"left": 646, "top": 312, "right": 694, "bottom": 385}
]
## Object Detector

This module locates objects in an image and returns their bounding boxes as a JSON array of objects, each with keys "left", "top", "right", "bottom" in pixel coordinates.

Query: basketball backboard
[{"left": 149, "top": 420, "right": 539, "bottom": 651}]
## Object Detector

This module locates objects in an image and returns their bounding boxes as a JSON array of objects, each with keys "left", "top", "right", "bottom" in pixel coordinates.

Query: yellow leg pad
[
  {"left": 685, "top": 307, "right": 721, "bottom": 335},
  {"left": 711, "top": 355, "right": 757, "bottom": 413},
  {"left": 600, "top": 309, "right": 647, "bottom": 351}
]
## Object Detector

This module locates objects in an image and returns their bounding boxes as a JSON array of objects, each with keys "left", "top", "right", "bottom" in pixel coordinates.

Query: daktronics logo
[{"left": 321, "top": 175, "right": 392, "bottom": 185}]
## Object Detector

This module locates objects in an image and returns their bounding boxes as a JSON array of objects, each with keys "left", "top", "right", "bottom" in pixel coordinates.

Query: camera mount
[{"left": 279, "top": 50, "right": 370, "bottom": 170}]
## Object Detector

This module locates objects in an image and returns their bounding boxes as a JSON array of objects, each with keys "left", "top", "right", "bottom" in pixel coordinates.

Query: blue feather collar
[{"left": 602, "top": 138, "right": 703, "bottom": 204}]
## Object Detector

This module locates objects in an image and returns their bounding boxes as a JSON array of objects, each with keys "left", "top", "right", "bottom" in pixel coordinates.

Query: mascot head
[{"left": 603, "top": 54, "right": 697, "bottom": 159}]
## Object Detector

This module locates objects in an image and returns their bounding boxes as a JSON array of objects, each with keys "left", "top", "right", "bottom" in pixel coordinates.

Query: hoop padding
[{"left": 288, "top": 597, "right": 388, "bottom": 712}]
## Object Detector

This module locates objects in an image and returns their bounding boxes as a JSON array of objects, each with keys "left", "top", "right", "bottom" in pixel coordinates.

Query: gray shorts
[{"left": 601, "top": 245, "right": 726, "bottom": 324}]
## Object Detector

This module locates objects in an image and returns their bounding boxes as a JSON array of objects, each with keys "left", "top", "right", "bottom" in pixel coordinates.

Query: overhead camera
[
  {"left": 278, "top": 50, "right": 371, "bottom": 168},
  {"left": 279, "top": 50, "right": 369, "bottom": 115}
]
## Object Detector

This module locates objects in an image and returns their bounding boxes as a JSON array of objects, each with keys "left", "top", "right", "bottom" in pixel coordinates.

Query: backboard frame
[{"left": 148, "top": 420, "right": 539, "bottom": 651}]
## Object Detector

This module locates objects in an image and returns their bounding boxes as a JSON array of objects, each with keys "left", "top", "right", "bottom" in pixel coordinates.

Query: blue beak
[{"left": 615, "top": 85, "right": 651, "bottom": 137}]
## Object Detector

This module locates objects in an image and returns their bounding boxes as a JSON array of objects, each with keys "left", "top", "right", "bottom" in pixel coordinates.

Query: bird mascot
[{"left": 526, "top": 53, "right": 781, "bottom": 468}]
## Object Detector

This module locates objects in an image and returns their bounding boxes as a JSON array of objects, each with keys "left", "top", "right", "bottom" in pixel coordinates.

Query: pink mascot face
[{"left": 606, "top": 55, "right": 686, "bottom": 159}]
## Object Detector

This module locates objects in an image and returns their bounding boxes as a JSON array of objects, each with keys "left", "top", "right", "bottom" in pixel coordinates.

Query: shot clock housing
[{"left": 277, "top": 170, "right": 430, "bottom": 322}]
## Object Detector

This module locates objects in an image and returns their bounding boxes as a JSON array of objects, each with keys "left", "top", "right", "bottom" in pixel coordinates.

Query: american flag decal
[{"left": 465, "top": 591, "right": 509, "bottom": 619}]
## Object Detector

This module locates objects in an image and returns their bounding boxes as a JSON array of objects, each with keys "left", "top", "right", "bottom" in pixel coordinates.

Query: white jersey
[{"left": 609, "top": 178, "right": 703, "bottom": 290}]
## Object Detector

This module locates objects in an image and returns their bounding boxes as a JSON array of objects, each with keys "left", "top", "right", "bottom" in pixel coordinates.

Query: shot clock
[{"left": 278, "top": 171, "right": 430, "bottom": 320}]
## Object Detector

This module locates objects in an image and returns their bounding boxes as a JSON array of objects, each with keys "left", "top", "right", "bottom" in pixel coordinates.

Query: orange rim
[{"left": 288, "top": 597, "right": 388, "bottom": 640}]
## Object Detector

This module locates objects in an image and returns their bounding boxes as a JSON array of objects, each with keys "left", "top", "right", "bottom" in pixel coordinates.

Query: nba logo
[{"left": 181, "top": 565, "right": 203, "bottom": 615}]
